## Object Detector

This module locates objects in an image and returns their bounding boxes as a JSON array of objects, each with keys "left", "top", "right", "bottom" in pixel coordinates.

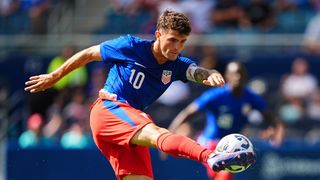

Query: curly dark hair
[{"left": 156, "top": 10, "right": 191, "bottom": 35}]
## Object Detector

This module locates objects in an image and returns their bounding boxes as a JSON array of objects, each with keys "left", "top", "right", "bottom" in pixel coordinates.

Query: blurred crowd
[
  {"left": 1, "top": 0, "right": 320, "bottom": 53},
  {"left": 1, "top": 0, "right": 320, "bottom": 149},
  {"left": 0, "top": 0, "right": 51, "bottom": 34}
]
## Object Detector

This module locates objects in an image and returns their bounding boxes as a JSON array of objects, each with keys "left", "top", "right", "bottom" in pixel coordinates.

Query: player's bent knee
[
  {"left": 131, "top": 123, "right": 169, "bottom": 147},
  {"left": 122, "top": 174, "right": 153, "bottom": 180}
]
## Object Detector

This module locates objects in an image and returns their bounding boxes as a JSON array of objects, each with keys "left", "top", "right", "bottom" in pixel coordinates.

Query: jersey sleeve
[
  {"left": 194, "top": 88, "right": 220, "bottom": 110},
  {"left": 247, "top": 89, "right": 267, "bottom": 112},
  {"left": 99, "top": 35, "right": 132, "bottom": 64},
  {"left": 175, "top": 56, "right": 196, "bottom": 82}
]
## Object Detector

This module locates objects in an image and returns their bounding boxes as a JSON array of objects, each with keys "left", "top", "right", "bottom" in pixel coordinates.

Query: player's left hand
[{"left": 203, "top": 71, "right": 225, "bottom": 87}]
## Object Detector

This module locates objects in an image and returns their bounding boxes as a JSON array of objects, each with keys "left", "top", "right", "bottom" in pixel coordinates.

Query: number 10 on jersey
[{"left": 129, "top": 69, "right": 145, "bottom": 89}]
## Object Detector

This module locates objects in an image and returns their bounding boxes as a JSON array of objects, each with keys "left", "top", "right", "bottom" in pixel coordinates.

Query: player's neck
[{"left": 151, "top": 42, "right": 168, "bottom": 65}]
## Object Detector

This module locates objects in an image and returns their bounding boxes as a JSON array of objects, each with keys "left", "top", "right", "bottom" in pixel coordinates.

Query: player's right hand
[
  {"left": 24, "top": 74, "right": 56, "bottom": 93},
  {"left": 259, "top": 127, "right": 283, "bottom": 148}
]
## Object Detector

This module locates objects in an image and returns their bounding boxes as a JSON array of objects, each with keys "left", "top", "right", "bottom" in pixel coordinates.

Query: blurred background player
[{"left": 168, "top": 61, "right": 284, "bottom": 180}]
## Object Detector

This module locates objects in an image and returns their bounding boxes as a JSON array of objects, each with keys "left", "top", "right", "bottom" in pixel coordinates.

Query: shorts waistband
[
  {"left": 99, "top": 89, "right": 127, "bottom": 103},
  {"left": 99, "top": 89, "right": 117, "bottom": 101}
]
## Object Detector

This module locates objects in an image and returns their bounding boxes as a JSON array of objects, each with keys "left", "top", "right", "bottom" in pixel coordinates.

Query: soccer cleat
[{"left": 207, "top": 151, "right": 256, "bottom": 172}]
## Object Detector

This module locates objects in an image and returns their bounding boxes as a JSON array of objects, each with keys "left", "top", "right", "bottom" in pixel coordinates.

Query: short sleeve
[
  {"left": 99, "top": 35, "right": 132, "bottom": 63},
  {"left": 247, "top": 89, "right": 267, "bottom": 112},
  {"left": 194, "top": 88, "right": 219, "bottom": 110}
]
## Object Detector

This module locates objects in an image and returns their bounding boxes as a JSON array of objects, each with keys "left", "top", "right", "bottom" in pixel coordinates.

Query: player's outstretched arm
[
  {"left": 260, "top": 111, "right": 285, "bottom": 147},
  {"left": 25, "top": 45, "right": 102, "bottom": 93},
  {"left": 186, "top": 64, "right": 225, "bottom": 86}
]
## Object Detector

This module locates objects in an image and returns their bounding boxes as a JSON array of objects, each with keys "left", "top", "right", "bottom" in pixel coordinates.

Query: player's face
[
  {"left": 226, "top": 63, "right": 246, "bottom": 88},
  {"left": 156, "top": 29, "right": 188, "bottom": 61}
]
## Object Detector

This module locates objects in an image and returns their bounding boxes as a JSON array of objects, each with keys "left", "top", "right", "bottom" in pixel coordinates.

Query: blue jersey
[
  {"left": 100, "top": 35, "right": 195, "bottom": 110},
  {"left": 194, "top": 84, "right": 266, "bottom": 139}
]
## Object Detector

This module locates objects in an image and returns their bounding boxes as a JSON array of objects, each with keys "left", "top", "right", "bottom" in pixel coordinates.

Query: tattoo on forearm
[{"left": 194, "top": 69, "right": 210, "bottom": 83}]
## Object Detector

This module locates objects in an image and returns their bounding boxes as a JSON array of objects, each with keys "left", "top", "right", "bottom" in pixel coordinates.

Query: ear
[{"left": 155, "top": 30, "right": 161, "bottom": 39}]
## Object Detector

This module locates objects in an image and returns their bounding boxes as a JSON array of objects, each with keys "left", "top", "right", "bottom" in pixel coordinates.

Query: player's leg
[
  {"left": 91, "top": 137, "right": 153, "bottom": 180},
  {"left": 90, "top": 99, "right": 154, "bottom": 179},
  {"left": 197, "top": 136, "right": 234, "bottom": 180},
  {"left": 214, "top": 171, "right": 234, "bottom": 180},
  {"left": 197, "top": 136, "right": 219, "bottom": 179},
  {"left": 90, "top": 98, "right": 214, "bottom": 177},
  {"left": 90, "top": 98, "right": 255, "bottom": 177},
  {"left": 130, "top": 123, "right": 256, "bottom": 171},
  {"left": 131, "top": 123, "right": 211, "bottom": 161}
]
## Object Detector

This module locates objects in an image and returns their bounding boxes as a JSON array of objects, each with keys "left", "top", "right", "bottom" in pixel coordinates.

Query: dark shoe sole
[{"left": 212, "top": 152, "right": 256, "bottom": 172}]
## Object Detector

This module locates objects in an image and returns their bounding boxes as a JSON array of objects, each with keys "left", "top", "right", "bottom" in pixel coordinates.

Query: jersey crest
[{"left": 161, "top": 70, "right": 172, "bottom": 84}]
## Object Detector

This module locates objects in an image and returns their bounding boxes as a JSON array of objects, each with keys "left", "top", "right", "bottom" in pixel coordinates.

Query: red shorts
[{"left": 90, "top": 98, "right": 154, "bottom": 179}]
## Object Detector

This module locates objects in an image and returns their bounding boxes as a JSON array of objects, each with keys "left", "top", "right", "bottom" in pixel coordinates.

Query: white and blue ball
[{"left": 215, "top": 133, "right": 254, "bottom": 173}]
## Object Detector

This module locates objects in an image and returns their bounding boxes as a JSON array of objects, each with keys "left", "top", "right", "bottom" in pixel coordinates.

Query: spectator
[
  {"left": 279, "top": 97, "right": 304, "bottom": 124},
  {"left": 47, "top": 45, "right": 88, "bottom": 91},
  {"left": 281, "top": 57, "right": 318, "bottom": 101},
  {"left": 211, "top": 0, "right": 246, "bottom": 29},
  {"left": 180, "top": 0, "right": 215, "bottom": 33},
  {"left": 20, "top": 0, "right": 51, "bottom": 34},
  {"left": 306, "top": 89, "right": 320, "bottom": 120},
  {"left": 303, "top": 0, "right": 320, "bottom": 54},
  {"left": 0, "top": 0, "right": 20, "bottom": 33},
  {"left": 279, "top": 57, "right": 317, "bottom": 125},
  {"left": 158, "top": 0, "right": 184, "bottom": 15},
  {"left": 305, "top": 127, "right": 320, "bottom": 145},
  {"left": 111, "top": 0, "right": 141, "bottom": 15},
  {"left": 274, "top": 0, "right": 314, "bottom": 33},
  {"left": 158, "top": 0, "right": 215, "bottom": 34},
  {"left": 0, "top": 0, "right": 19, "bottom": 16},
  {"left": 26, "top": 45, "right": 86, "bottom": 118},
  {"left": 243, "top": 0, "right": 275, "bottom": 31},
  {"left": 62, "top": 88, "right": 89, "bottom": 127},
  {"left": 43, "top": 87, "right": 90, "bottom": 143},
  {"left": 42, "top": 91, "right": 66, "bottom": 142},
  {"left": 60, "top": 122, "right": 90, "bottom": 149},
  {"left": 18, "top": 113, "right": 43, "bottom": 148}
]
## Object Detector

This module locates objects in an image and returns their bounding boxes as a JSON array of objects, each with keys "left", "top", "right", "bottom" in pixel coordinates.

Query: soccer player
[
  {"left": 169, "top": 61, "right": 284, "bottom": 180},
  {"left": 24, "top": 10, "right": 255, "bottom": 180}
]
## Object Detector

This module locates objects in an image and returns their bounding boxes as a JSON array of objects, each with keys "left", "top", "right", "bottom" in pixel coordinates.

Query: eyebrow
[{"left": 169, "top": 37, "right": 187, "bottom": 42}]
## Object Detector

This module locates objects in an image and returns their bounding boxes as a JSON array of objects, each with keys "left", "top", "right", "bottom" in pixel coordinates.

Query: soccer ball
[{"left": 215, "top": 133, "right": 254, "bottom": 173}]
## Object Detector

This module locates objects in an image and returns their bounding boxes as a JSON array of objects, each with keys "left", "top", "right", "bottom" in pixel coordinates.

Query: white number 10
[{"left": 129, "top": 69, "right": 145, "bottom": 89}]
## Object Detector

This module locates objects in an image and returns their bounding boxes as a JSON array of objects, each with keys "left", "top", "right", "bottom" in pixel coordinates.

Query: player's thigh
[
  {"left": 97, "top": 140, "right": 153, "bottom": 179},
  {"left": 122, "top": 174, "right": 153, "bottom": 180},
  {"left": 90, "top": 99, "right": 153, "bottom": 147},
  {"left": 130, "top": 123, "right": 169, "bottom": 147}
]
